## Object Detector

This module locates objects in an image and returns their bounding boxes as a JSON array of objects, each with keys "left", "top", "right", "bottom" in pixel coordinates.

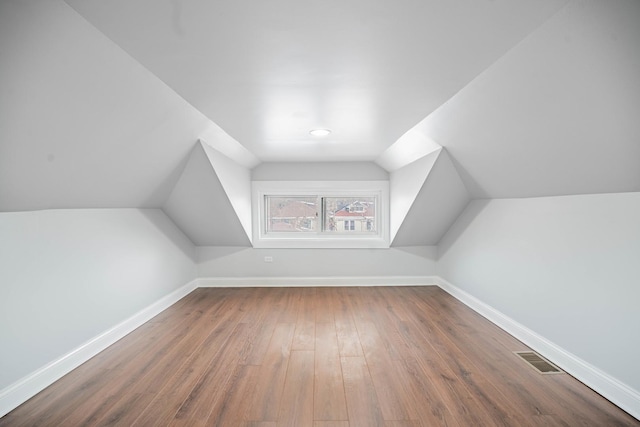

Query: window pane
[
  {"left": 323, "top": 197, "right": 376, "bottom": 232},
  {"left": 266, "top": 196, "right": 318, "bottom": 233}
]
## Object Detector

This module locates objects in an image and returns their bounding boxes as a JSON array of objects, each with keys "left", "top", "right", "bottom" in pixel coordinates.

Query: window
[
  {"left": 323, "top": 197, "right": 375, "bottom": 233},
  {"left": 266, "top": 196, "right": 317, "bottom": 232},
  {"left": 252, "top": 181, "right": 389, "bottom": 248},
  {"left": 265, "top": 196, "right": 375, "bottom": 234}
]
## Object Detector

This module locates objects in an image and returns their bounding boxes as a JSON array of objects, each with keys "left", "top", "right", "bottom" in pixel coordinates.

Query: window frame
[{"left": 252, "top": 181, "right": 389, "bottom": 248}]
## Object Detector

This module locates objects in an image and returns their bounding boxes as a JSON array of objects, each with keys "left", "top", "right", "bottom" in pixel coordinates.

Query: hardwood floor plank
[
  {"left": 333, "top": 289, "right": 364, "bottom": 358},
  {"left": 170, "top": 322, "right": 251, "bottom": 425},
  {"left": 394, "top": 319, "right": 500, "bottom": 426},
  {"left": 131, "top": 308, "right": 248, "bottom": 425},
  {"left": 530, "top": 415, "right": 572, "bottom": 426},
  {"left": 344, "top": 287, "right": 376, "bottom": 324},
  {"left": 293, "top": 319, "right": 316, "bottom": 351},
  {"left": 0, "top": 366, "right": 113, "bottom": 427},
  {"left": 238, "top": 287, "right": 272, "bottom": 324},
  {"left": 293, "top": 288, "right": 316, "bottom": 351},
  {"left": 548, "top": 373, "right": 640, "bottom": 426},
  {"left": 277, "top": 288, "right": 301, "bottom": 323},
  {"left": 208, "top": 364, "right": 261, "bottom": 426},
  {"left": 412, "top": 293, "right": 562, "bottom": 418},
  {"left": 359, "top": 288, "right": 412, "bottom": 361},
  {"left": 240, "top": 320, "right": 278, "bottom": 366},
  {"left": 384, "top": 421, "right": 422, "bottom": 427},
  {"left": 315, "top": 287, "right": 336, "bottom": 324},
  {"left": 247, "top": 323, "right": 296, "bottom": 422},
  {"left": 335, "top": 318, "right": 363, "bottom": 357},
  {"left": 394, "top": 356, "right": 459, "bottom": 426},
  {"left": 277, "top": 350, "right": 315, "bottom": 427},
  {"left": 240, "top": 289, "right": 289, "bottom": 366},
  {"left": 381, "top": 287, "right": 414, "bottom": 322},
  {"left": 341, "top": 356, "right": 385, "bottom": 427},
  {"left": 410, "top": 289, "right": 616, "bottom": 425},
  {"left": 2, "top": 287, "right": 637, "bottom": 427},
  {"left": 407, "top": 295, "right": 534, "bottom": 426},
  {"left": 90, "top": 297, "right": 243, "bottom": 426},
  {"left": 94, "top": 392, "right": 155, "bottom": 426},
  {"left": 356, "top": 321, "right": 417, "bottom": 421},
  {"left": 314, "top": 322, "right": 349, "bottom": 421}
]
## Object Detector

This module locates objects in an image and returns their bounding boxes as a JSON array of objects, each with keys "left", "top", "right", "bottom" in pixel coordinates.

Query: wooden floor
[{"left": 2, "top": 287, "right": 637, "bottom": 426}]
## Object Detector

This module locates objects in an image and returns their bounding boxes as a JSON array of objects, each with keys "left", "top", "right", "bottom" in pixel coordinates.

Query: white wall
[
  {"left": 252, "top": 162, "right": 389, "bottom": 181},
  {"left": 437, "top": 192, "right": 640, "bottom": 393},
  {"left": 198, "top": 246, "right": 436, "bottom": 278},
  {"left": 391, "top": 149, "right": 471, "bottom": 246},
  {"left": 389, "top": 150, "right": 439, "bottom": 242},
  {"left": 202, "top": 143, "right": 253, "bottom": 242},
  {"left": 162, "top": 143, "right": 250, "bottom": 247},
  {"left": 0, "top": 209, "right": 196, "bottom": 390}
]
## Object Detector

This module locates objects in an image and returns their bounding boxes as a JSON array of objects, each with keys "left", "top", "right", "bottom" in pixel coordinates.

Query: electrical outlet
[{"left": 264, "top": 256, "right": 273, "bottom": 263}]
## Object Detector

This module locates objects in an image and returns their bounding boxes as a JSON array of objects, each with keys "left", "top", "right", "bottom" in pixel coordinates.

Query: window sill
[{"left": 252, "top": 236, "right": 390, "bottom": 249}]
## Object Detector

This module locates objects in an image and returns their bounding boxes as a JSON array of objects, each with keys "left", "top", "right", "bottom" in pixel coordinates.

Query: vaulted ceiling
[
  {"left": 1, "top": 0, "right": 639, "bottom": 245},
  {"left": 62, "top": 0, "right": 568, "bottom": 163}
]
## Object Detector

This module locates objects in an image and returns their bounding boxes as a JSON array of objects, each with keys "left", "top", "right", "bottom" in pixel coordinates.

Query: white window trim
[{"left": 252, "top": 181, "right": 390, "bottom": 249}]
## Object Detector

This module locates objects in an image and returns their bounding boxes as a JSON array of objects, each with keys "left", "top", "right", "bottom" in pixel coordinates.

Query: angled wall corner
[
  {"left": 391, "top": 148, "right": 471, "bottom": 247},
  {"left": 162, "top": 142, "right": 251, "bottom": 246},
  {"left": 200, "top": 141, "right": 253, "bottom": 242},
  {"left": 389, "top": 148, "right": 441, "bottom": 242}
]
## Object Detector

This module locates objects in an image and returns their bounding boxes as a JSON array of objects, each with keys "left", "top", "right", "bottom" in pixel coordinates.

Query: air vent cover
[{"left": 514, "top": 351, "right": 563, "bottom": 374}]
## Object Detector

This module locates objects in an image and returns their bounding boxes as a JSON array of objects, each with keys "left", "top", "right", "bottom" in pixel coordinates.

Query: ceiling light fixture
[{"left": 309, "top": 128, "right": 331, "bottom": 137}]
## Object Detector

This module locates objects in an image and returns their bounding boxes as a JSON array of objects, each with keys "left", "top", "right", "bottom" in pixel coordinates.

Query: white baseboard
[
  {"left": 0, "top": 279, "right": 198, "bottom": 418},
  {"left": 433, "top": 276, "right": 640, "bottom": 421},
  {"left": 197, "top": 275, "right": 438, "bottom": 288}
]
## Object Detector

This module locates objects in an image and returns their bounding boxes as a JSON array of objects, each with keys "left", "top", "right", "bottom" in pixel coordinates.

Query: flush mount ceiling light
[{"left": 309, "top": 128, "right": 331, "bottom": 137}]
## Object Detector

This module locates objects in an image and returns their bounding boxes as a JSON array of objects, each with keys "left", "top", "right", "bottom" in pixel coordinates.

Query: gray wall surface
[
  {"left": 198, "top": 246, "right": 437, "bottom": 278},
  {"left": 0, "top": 209, "right": 196, "bottom": 389},
  {"left": 437, "top": 192, "right": 640, "bottom": 392}
]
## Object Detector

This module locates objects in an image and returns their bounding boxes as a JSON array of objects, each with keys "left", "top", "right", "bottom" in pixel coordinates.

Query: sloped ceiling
[
  {"left": 419, "top": 0, "right": 640, "bottom": 198},
  {"left": 0, "top": 0, "right": 256, "bottom": 212},
  {"left": 63, "top": 0, "right": 567, "bottom": 162},
  {"left": 2, "top": 0, "right": 639, "bottom": 246}
]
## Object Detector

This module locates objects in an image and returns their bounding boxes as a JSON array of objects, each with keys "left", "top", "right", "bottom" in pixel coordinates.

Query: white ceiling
[
  {"left": 1, "top": 0, "right": 639, "bottom": 214},
  {"left": 0, "top": 0, "right": 256, "bottom": 211},
  {"left": 420, "top": 0, "right": 640, "bottom": 198},
  {"left": 63, "top": 0, "right": 567, "bottom": 162}
]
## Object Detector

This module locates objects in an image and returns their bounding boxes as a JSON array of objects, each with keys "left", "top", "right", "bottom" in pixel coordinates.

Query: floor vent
[{"left": 514, "top": 351, "right": 564, "bottom": 374}]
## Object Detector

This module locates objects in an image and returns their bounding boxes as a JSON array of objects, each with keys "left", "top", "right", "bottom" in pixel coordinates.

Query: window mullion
[{"left": 319, "top": 196, "right": 324, "bottom": 233}]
